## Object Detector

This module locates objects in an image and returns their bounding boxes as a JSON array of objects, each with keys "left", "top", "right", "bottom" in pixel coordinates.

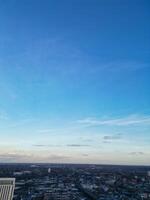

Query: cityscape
[{"left": 0, "top": 164, "right": 150, "bottom": 200}]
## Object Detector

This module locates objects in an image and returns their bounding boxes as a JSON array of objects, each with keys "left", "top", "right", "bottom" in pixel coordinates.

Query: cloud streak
[
  {"left": 77, "top": 114, "right": 150, "bottom": 126},
  {"left": 66, "top": 144, "right": 90, "bottom": 147},
  {"left": 33, "top": 144, "right": 90, "bottom": 148},
  {"left": 33, "top": 144, "right": 61, "bottom": 147},
  {"left": 0, "top": 152, "right": 69, "bottom": 162},
  {"left": 128, "top": 152, "right": 145, "bottom": 156},
  {"left": 103, "top": 134, "right": 122, "bottom": 141}
]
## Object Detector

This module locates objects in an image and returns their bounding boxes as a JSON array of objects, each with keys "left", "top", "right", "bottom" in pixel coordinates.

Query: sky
[{"left": 0, "top": 0, "right": 150, "bottom": 165}]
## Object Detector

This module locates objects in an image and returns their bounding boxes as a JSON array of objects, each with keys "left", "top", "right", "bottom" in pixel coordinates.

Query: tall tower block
[{"left": 0, "top": 178, "right": 15, "bottom": 200}]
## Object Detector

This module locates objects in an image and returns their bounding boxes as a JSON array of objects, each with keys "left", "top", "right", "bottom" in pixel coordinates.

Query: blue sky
[{"left": 0, "top": 0, "right": 150, "bottom": 164}]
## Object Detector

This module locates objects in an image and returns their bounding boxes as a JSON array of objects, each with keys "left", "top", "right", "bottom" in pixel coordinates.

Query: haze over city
[{"left": 0, "top": 0, "right": 150, "bottom": 165}]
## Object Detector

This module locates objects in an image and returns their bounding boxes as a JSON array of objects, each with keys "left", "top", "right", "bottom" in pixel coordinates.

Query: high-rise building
[{"left": 0, "top": 178, "right": 15, "bottom": 200}]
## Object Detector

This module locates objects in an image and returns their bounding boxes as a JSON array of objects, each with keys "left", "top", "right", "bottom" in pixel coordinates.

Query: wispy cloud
[
  {"left": 0, "top": 152, "right": 33, "bottom": 162},
  {"left": 0, "top": 111, "right": 8, "bottom": 120},
  {"left": 66, "top": 144, "right": 90, "bottom": 147},
  {"left": 77, "top": 114, "right": 150, "bottom": 126},
  {"left": 37, "top": 124, "right": 88, "bottom": 134},
  {"left": 128, "top": 152, "right": 145, "bottom": 156},
  {"left": 33, "top": 143, "right": 91, "bottom": 148},
  {"left": 37, "top": 129, "right": 56, "bottom": 133},
  {"left": 10, "top": 118, "right": 37, "bottom": 128},
  {"left": 103, "top": 141, "right": 111, "bottom": 144},
  {"left": 103, "top": 134, "right": 122, "bottom": 141},
  {"left": 0, "top": 152, "right": 69, "bottom": 162},
  {"left": 33, "top": 144, "right": 61, "bottom": 147},
  {"left": 82, "top": 154, "right": 89, "bottom": 157},
  {"left": 99, "top": 61, "right": 149, "bottom": 73},
  {"left": 47, "top": 154, "right": 69, "bottom": 161}
]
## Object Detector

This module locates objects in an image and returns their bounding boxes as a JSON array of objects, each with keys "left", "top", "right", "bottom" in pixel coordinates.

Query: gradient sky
[{"left": 0, "top": 0, "right": 150, "bottom": 165}]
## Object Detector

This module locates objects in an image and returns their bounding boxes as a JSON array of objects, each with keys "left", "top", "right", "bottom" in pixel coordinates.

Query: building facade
[{"left": 0, "top": 178, "right": 15, "bottom": 200}]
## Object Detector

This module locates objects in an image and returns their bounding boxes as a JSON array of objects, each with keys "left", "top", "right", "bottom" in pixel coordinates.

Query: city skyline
[{"left": 0, "top": 0, "right": 150, "bottom": 165}]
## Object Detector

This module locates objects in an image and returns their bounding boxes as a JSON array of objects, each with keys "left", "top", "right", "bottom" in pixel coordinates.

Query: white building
[
  {"left": 0, "top": 178, "right": 15, "bottom": 200},
  {"left": 48, "top": 168, "right": 51, "bottom": 173}
]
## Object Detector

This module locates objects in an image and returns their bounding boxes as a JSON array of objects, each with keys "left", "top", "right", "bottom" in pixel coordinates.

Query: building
[
  {"left": 0, "top": 178, "right": 15, "bottom": 200},
  {"left": 48, "top": 168, "right": 51, "bottom": 173}
]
